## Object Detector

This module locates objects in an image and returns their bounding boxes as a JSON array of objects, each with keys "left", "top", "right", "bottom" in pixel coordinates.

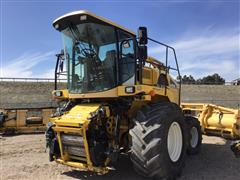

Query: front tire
[{"left": 130, "top": 102, "right": 187, "bottom": 179}]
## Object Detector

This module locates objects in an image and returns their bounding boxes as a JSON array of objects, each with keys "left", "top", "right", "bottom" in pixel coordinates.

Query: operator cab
[
  {"left": 53, "top": 11, "right": 137, "bottom": 94},
  {"left": 53, "top": 10, "right": 180, "bottom": 102}
]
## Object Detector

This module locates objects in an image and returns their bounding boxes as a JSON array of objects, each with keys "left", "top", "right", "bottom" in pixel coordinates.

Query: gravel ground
[{"left": 0, "top": 134, "right": 239, "bottom": 180}]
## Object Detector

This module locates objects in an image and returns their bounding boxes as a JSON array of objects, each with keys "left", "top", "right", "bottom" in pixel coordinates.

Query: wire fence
[
  {"left": 0, "top": 77, "right": 67, "bottom": 82},
  {"left": 0, "top": 77, "right": 237, "bottom": 85},
  {"left": 181, "top": 82, "right": 235, "bottom": 85}
]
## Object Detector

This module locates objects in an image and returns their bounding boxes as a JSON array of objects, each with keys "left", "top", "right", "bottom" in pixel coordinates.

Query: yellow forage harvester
[{"left": 45, "top": 10, "right": 239, "bottom": 180}]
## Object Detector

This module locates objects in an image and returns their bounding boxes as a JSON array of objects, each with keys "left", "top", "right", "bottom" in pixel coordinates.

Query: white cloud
[
  {"left": 148, "top": 30, "right": 240, "bottom": 81},
  {"left": 1, "top": 51, "right": 55, "bottom": 78},
  {"left": 180, "top": 60, "right": 238, "bottom": 80}
]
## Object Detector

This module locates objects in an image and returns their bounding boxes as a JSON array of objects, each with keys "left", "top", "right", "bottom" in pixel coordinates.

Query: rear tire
[
  {"left": 185, "top": 116, "right": 202, "bottom": 155},
  {"left": 130, "top": 102, "right": 187, "bottom": 180}
]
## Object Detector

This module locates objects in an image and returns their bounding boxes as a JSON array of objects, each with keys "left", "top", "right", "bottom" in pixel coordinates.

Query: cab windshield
[{"left": 61, "top": 22, "right": 135, "bottom": 93}]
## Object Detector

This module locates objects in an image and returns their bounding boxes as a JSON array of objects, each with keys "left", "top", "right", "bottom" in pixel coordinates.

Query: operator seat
[
  {"left": 119, "top": 53, "right": 135, "bottom": 83},
  {"left": 104, "top": 50, "right": 116, "bottom": 68},
  {"left": 103, "top": 50, "right": 116, "bottom": 84}
]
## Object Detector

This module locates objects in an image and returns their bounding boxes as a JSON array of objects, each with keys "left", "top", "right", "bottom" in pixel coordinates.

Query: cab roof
[{"left": 53, "top": 10, "right": 136, "bottom": 36}]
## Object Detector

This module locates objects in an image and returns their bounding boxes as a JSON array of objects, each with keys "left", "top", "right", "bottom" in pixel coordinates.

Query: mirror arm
[
  {"left": 55, "top": 50, "right": 64, "bottom": 90},
  {"left": 55, "top": 55, "right": 60, "bottom": 90}
]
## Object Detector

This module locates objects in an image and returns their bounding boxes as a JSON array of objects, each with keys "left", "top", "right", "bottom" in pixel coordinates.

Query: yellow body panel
[
  {"left": 52, "top": 85, "right": 179, "bottom": 105},
  {"left": 54, "top": 104, "right": 99, "bottom": 127},
  {"left": 142, "top": 67, "right": 159, "bottom": 85},
  {"left": 69, "top": 88, "right": 117, "bottom": 99},
  {"left": 166, "top": 87, "right": 179, "bottom": 104},
  {"left": 53, "top": 126, "right": 84, "bottom": 135},
  {"left": 56, "top": 159, "right": 108, "bottom": 174}
]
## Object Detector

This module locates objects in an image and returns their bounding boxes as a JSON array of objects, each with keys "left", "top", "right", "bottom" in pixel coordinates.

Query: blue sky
[{"left": 0, "top": 0, "right": 239, "bottom": 81}]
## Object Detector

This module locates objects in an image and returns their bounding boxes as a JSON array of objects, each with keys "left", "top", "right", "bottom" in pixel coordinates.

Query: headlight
[
  {"left": 54, "top": 90, "right": 63, "bottom": 97},
  {"left": 125, "top": 86, "right": 135, "bottom": 93}
]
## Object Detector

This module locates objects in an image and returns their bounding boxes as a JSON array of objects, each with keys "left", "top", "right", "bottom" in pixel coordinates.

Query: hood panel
[{"left": 55, "top": 104, "right": 100, "bottom": 127}]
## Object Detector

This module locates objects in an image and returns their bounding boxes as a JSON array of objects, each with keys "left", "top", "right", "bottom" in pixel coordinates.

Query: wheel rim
[
  {"left": 167, "top": 122, "right": 183, "bottom": 162},
  {"left": 190, "top": 127, "right": 199, "bottom": 148}
]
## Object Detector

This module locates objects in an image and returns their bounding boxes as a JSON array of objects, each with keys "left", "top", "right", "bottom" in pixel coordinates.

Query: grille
[{"left": 61, "top": 134, "right": 86, "bottom": 157}]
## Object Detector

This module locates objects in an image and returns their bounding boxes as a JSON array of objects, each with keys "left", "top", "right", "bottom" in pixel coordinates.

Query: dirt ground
[{"left": 0, "top": 134, "right": 239, "bottom": 180}]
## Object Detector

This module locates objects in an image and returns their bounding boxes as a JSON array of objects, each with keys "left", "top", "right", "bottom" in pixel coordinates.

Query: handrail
[{"left": 148, "top": 37, "right": 181, "bottom": 104}]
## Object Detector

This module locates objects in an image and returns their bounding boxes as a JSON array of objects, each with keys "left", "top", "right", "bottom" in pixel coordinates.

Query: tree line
[{"left": 177, "top": 73, "right": 225, "bottom": 85}]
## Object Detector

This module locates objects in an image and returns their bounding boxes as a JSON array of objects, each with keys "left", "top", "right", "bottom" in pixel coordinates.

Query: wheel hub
[
  {"left": 167, "top": 122, "right": 183, "bottom": 162},
  {"left": 190, "top": 127, "right": 199, "bottom": 148}
]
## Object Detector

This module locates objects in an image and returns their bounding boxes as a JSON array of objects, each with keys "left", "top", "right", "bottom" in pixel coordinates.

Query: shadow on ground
[
  {"left": 62, "top": 140, "right": 240, "bottom": 180},
  {"left": 62, "top": 154, "right": 145, "bottom": 180},
  {"left": 180, "top": 141, "right": 239, "bottom": 180}
]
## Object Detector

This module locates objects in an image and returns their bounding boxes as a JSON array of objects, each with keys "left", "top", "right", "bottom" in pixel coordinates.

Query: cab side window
[{"left": 118, "top": 30, "right": 135, "bottom": 83}]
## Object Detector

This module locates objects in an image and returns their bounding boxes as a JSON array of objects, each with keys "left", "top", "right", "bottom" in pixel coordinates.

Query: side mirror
[
  {"left": 138, "top": 27, "right": 148, "bottom": 45},
  {"left": 138, "top": 45, "right": 147, "bottom": 64}
]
